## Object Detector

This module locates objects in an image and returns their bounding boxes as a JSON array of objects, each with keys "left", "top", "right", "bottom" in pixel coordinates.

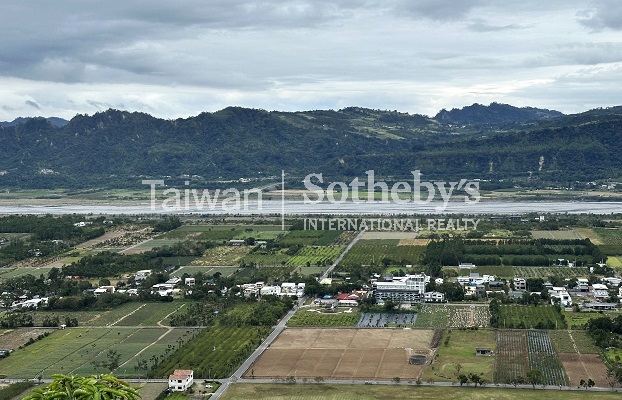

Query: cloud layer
[{"left": 0, "top": 0, "right": 621, "bottom": 120}]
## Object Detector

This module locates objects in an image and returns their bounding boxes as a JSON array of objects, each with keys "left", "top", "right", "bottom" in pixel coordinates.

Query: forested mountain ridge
[{"left": 0, "top": 104, "right": 621, "bottom": 189}]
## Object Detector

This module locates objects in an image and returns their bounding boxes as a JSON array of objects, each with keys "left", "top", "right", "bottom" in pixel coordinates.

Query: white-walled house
[
  {"left": 168, "top": 369, "right": 193, "bottom": 391},
  {"left": 549, "top": 286, "right": 572, "bottom": 306}
]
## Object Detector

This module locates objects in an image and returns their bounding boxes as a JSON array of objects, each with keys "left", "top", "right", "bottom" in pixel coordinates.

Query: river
[{"left": 0, "top": 200, "right": 620, "bottom": 215}]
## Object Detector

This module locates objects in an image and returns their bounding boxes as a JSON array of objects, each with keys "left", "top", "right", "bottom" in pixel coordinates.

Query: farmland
[
  {"left": 281, "top": 230, "right": 344, "bottom": 246},
  {"left": 512, "top": 266, "right": 588, "bottom": 279},
  {"left": 220, "top": 383, "right": 622, "bottom": 400},
  {"left": 497, "top": 305, "right": 566, "bottom": 329},
  {"left": 414, "top": 304, "right": 448, "bottom": 328},
  {"left": 287, "top": 246, "right": 344, "bottom": 267},
  {"left": 152, "top": 325, "right": 271, "bottom": 378},
  {"left": 526, "top": 330, "right": 567, "bottom": 385},
  {"left": 191, "top": 245, "right": 251, "bottom": 266},
  {"left": 287, "top": 308, "right": 360, "bottom": 327},
  {"left": 549, "top": 330, "right": 600, "bottom": 354},
  {"left": 248, "top": 328, "right": 434, "bottom": 380},
  {"left": 241, "top": 249, "right": 291, "bottom": 266},
  {"left": 0, "top": 327, "right": 198, "bottom": 379},
  {"left": 422, "top": 329, "right": 495, "bottom": 383},
  {"left": 171, "top": 265, "right": 238, "bottom": 278},
  {"left": 531, "top": 231, "right": 580, "bottom": 240},
  {"left": 357, "top": 313, "right": 417, "bottom": 328},
  {"left": 340, "top": 240, "right": 426, "bottom": 266},
  {"left": 494, "top": 330, "right": 528, "bottom": 384}
]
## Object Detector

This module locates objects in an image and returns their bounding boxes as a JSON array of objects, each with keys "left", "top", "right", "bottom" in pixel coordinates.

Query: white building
[
  {"left": 513, "top": 278, "right": 527, "bottom": 291},
  {"left": 590, "top": 283, "right": 609, "bottom": 299},
  {"left": 424, "top": 291, "right": 445, "bottom": 302},
  {"left": 94, "top": 286, "right": 115, "bottom": 296},
  {"left": 374, "top": 274, "right": 428, "bottom": 305},
  {"left": 135, "top": 270, "right": 152, "bottom": 282},
  {"left": 168, "top": 369, "right": 193, "bottom": 391},
  {"left": 260, "top": 285, "right": 281, "bottom": 296},
  {"left": 549, "top": 286, "right": 572, "bottom": 306}
]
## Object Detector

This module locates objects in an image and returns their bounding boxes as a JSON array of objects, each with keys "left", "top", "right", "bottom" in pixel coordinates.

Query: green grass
[
  {"left": 286, "top": 246, "right": 344, "bottom": 267},
  {"left": 0, "top": 267, "right": 54, "bottom": 280},
  {"left": 191, "top": 245, "right": 251, "bottom": 266},
  {"left": 607, "top": 256, "right": 622, "bottom": 268},
  {"left": 422, "top": 329, "right": 495, "bottom": 383},
  {"left": 113, "top": 302, "right": 189, "bottom": 326},
  {"left": 340, "top": 241, "right": 425, "bottom": 266},
  {"left": 0, "top": 381, "right": 35, "bottom": 400},
  {"left": 287, "top": 308, "right": 360, "bottom": 327},
  {"left": 220, "top": 383, "right": 622, "bottom": 400},
  {"left": 241, "top": 249, "right": 291, "bottom": 266},
  {"left": 561, "top": 311, "right": 621, "bottom": 330},
  {"left": 293, "top": 265, "right": 329, "bottom": 276},
  {"left": 497, "top": 305, "right": 565, "bottom": 329}
]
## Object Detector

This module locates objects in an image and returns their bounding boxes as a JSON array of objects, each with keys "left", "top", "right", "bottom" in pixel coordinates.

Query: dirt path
[
  {"left": 117, "top": 328, "right": 174, "bottom": 370},
  {"left": 158, "top": 303, "right": 186, "bottom": 327},
  {"left": 107, "top": 304, "right": 146, "bottom": 327}
]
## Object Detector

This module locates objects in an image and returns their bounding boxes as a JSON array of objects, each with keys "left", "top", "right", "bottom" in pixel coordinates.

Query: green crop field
[
  {"left": 287, "top": 308, "right": 360, "bottom": 327},
  {"left": 422, "top": 329, "right": 496, "bottom": 383},
  {"left": 0, "top": 327, "right": 185, "bottom": 379},
  {"left": 512, "top": 266, "right": 588, "bottom": 279},
  {"left": 293, "top": 265, "right": 329, "bottom": 276},
  {"left": 340, "top": 241, "right": 425, "bottom": 266},
  {"left": 152, "top": 325, "right": 271, "bottom": 379},
  {"left": 497, "top": 305, "right": 565, "bottom": 329},
  {"left": 241, "top": 249, "right": 291, "bottom": 266},
  {"left": 607, "top": 256, "right": 622, "bottom": 267},
  {"left": 593, "top": 228, "right": 622, "bottom": 244},
  {"left": 112, "top": 302, "right": 190, "bottom": 326},
  {"left": 281, "top": 230, "right": 344, "bottom": 246},
  {"left": 414, "top": 304, "right": 448, "bottom": 328},
  {"left": 286, "top": 246, "right": 344, "bottom": 267},
  {"left": 549, "top": 330, "right": 600, "bottom": 354}
]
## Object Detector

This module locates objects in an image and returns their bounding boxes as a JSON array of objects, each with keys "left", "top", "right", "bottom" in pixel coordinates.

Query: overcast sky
[{"left": 1, "top": 0, "right": 621, "bottom": 121}]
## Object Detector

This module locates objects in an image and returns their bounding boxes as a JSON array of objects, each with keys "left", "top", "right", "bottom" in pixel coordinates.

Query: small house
[
  {"left": 168, "top": 369, "right": 193, "bottom": 392},
  {"left": 476, "top": 348, "right": 492, "bottom": 356}
]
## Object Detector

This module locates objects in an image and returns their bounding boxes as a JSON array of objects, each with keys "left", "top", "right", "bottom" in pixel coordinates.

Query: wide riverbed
[{"left": 0, "top": 201, "right": 620, "bottom": 215}]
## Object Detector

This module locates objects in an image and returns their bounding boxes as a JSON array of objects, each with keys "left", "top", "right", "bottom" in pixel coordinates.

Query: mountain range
[{"left": 0, "top": 103, "right": 621, "bottom": 189}]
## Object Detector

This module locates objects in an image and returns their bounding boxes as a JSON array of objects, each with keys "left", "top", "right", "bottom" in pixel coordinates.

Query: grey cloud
[
  {"left": 394, "top": 0, "right": 486, "bottom": 21},
  {"left": 578, "top": 0, "right": 622, "bottom": 31},
  {"left": 524, "top": 42, "right": 622, "bottom": 67},
  {"left": 467, "top": 19, "right": 524, "bottom": 32},
  {"left": 25, "top": 100, "right": 41, "bottom": 109}
]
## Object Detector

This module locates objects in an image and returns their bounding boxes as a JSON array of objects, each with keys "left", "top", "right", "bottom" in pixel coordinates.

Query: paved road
[
  {"left": 211, "top": 296, "right": 307, "bottom": 399},
  {"left": 320, "top": 229, "right": 365, "bottom": 281}
]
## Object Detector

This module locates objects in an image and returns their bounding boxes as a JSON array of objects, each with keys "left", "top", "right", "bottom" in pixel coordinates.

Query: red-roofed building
[
  {"left": 168, "top": 369, "right": 193, "bottom": 391},
  {"left": 336, "top": 292, "right": 360, "bottom": 306}
]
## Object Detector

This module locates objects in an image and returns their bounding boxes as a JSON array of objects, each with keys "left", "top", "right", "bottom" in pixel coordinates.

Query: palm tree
[{"left": 22, "top": 374, "right": 142, "bottom": 399}]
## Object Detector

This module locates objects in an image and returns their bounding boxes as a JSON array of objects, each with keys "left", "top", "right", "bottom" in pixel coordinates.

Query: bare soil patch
[
  {"left": 560, "top": 353, "right": 608, "bottom": 387},
  {"left": 248, "top": 328, "right": 433, "bottom": 380},
  {"left": 0, "top": 328, "right": 55, "bottom": 350}
]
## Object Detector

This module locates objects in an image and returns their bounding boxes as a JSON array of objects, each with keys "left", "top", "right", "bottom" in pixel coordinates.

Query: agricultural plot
[
  {"left": 0, "top": 327, "right": 193, "bottom": 379},
  {"left": 592, "top": 228, "right": 622, "bottom": 256},
  {"left": 0, "top": 328, "right": 55, "bottom": 350},
  {"left": 473, "top": 266, "right": 514, "bottom": 278},
  {"left": 286, "top": 246, "right": 344, "bottom": 267},
  {"left": 357, "top": 313, "right": 417, "bottom": 328},
  {"left": 241, "top": 249, "right": 291, "bottom": 266},
  {"left": 497, "top": 305, "right": 565, "bottom": 329},
  {"left": 248, "top": 328, "right": 433, "bottom": 380},
  {"left": 494, "top": 330, "right": 528, "bottom": 384},
  {"left": 191, "top": 245, "right": 250, "bottom": 266},
  {"left": 122, "top": 238, "right": 185, "bottom": 254},
  {"left": 549, "top": 330, "right": 600, "bottom": 354},
  {"left": 361, "top": 231, "right": 420, "bottom": 240},
  {"left": 526, "top": 330, "right": 568, "bottom": 385},
  {"left": 281, "top": 230, "right": 343, "bottom": 246},
  {"left": 607, "top": 256, "right": 622, "bottom": 268},
  {"left": 292, "top": 265, "right": 328, "bottom": 277},
  {"left": 414, "top": 304, "right": 448, "bottom": 328},
  {"left": 512, "top": 266, "right": 588, "bottom": 279},
  {"left": 422, "top": 329, "right": 495, "bottom": 383},
  {"left": 447, "top": 305, "right": 490, "bottom": 328},
  {"left": 574, "top": 227, "right": 603, "bottom": 244},
  {"left": 287, "top": 308, "right": 360, "bottom": 327},
  {"left": 153, "top": 325, "right": 271, "bottom": 379},
  {"left": 112, "top": 302, "right": 188, "bottom": 326},
  {"left": 171, "top": 265, "right": 238, "bottom": 278},
  {"left": 531, "top": 231, "right": 580, "bottom": 240},
  {"left": 340, "top": 240, "right": 426, "bottom": 266},
  {"left": 560, "top": 353, "right": 608, "bottom": 387},
  {"left": 0, "top": 266, "right": 53, "bottom": 280}
]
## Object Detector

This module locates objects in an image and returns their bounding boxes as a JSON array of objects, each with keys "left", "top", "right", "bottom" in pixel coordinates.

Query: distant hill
[
  {"left": 0, "top": 105, "right": 620, "bottom": 189},
  {"left": 0, "top": 116, "right": 69, "bottom": 128},
  {"left": 434, "top": 102, "right": 564, "bottom": 124}
]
